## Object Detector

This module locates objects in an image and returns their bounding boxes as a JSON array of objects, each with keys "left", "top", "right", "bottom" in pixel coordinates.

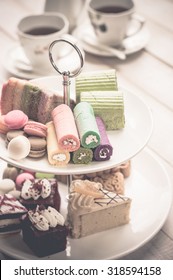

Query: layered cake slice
[
  {"left": 0, "top": 194, "right": 27, "bottom": 234},
  {"left": 80, "top": 90, "right": 125, "bottom": 130},
  {"left": 22, "top": 205, "right": 68, "bottom": 257},
  {"left": 67, "top": 179, "right": 131, "bottom": 238},
  {"left": 75, "top": 69, "right": 118, "bottom": 103}
]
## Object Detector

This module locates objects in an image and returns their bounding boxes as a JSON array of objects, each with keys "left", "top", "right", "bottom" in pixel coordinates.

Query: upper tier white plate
[
  {"left": 0, "top": 76, "right": 153, "bottom": 175},
  {"left": 73, "top": 21, "right": 150, "bottom": 57},
  {"left": 0, "top": 148, "right": 171, "bottom": 259}
]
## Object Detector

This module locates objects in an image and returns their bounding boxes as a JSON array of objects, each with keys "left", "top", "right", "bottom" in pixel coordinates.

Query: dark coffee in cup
[
  {"left": 96, "top": 5, "right": 129, "bottom": 14},
  {"left": 25, "top": 26, "right": 60, "bottom": 36}
]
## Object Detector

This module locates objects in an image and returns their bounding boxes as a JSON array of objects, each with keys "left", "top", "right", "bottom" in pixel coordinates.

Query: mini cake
[
  {"left": 0, "top": 194, "right": 27, "bottom": 234},
  {"left": 20, "top": 178, "right": 61, "bottom": 211},
  {"left": 75, "top": 69, "right": 118, "bottom": 103},
  {"left": 22, "top": 205, "right": 68, "bottom": 257},
  {"left": 67, "top": 179, "right": 131, "bottom": 238},
  {"left": 80, "top": 90, "right": 125, "bottom": 130}
]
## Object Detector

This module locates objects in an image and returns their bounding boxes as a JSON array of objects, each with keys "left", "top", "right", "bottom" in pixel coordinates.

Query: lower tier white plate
[{"left": 0, "top": 148, "right": 171, "bottom": 259}]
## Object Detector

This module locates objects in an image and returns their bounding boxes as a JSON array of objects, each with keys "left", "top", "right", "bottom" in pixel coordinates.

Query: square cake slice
[
  {"left": 67, "top": 180, "right": 131, "bottom": 238},
  {"left": 22, "top": 205, "right": 68, "bottom": 257},
  {"left": 0, "top": 194, "right": 27, "bottom": 234}
]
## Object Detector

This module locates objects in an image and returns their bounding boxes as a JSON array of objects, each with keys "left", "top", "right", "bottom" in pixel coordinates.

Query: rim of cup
[
  {"left": 87, "top": 0, "right": 135, "bottom": 17},
  {"left": 17, "top": 12, "right": 69, "bottom": 39}
]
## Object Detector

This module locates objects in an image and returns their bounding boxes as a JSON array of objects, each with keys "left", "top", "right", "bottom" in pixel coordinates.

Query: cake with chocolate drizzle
[
  {"left": 67, "top": 179, "right": 131, "bottom": 238},
  {"left": 19, "top": 178, "right": 60, "bottom": 211},
  {"left": 0, "top": 194, "right": 27, "bottom": 234}
]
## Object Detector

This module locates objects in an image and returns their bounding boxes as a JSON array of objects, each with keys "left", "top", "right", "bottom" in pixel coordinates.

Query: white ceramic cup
[
  {"left": 87, "top": 0, "right": 145, "bottom": 46},
  {"left": 17, "top": 13, "right": 69, "bottom": 72}
]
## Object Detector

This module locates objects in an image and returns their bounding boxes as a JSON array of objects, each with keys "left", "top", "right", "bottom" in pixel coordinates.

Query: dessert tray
[
  {"left": 0, "top": 76, "right": 153, "bottom": 175},
  {"left": 0, "top": 148, "right": 171, "bottom": 259}
]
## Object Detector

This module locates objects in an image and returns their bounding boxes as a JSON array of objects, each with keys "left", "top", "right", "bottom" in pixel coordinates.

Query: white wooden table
[{"left": 0, "top": 0, "right": 173, "bottom": 260}]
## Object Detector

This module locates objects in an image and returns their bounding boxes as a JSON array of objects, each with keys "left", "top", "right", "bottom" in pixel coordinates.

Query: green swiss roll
[
  {"left": 73, "top": 102, "right": 100, "bottom": 149},
  {"left": 72, "top": 147, "right": 93, "bottom": 164}
]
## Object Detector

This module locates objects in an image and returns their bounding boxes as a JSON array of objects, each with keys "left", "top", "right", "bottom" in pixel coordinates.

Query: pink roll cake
[{"left": 52, "top": 104, "right": 80, "bottom": 152}]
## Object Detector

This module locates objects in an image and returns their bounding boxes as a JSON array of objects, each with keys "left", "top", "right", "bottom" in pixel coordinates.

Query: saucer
[
  {"left": 73, "top": 21, "right": 150, "bottom": 57},
  {"left": 4, "top": 40, "right": 85, "bottom": 80}
]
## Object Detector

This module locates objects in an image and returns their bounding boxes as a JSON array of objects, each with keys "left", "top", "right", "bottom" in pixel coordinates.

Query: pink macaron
[
  {"left": 15, "top": 172, "right": 35, "bottom": 190},
  {"left": 4, "top": 110, "right": 28, "bottom": 129},
  {"left": 24, "top": 120, "right": 47, "bottom": 137}
]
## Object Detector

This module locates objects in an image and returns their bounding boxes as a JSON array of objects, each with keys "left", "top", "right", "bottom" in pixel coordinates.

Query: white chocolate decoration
[
  {"left": 28, "top": 206, "right": 65, "bottom": 231},
  {"left": 21, "top": 179, "right": 51, "bottom": 200}
]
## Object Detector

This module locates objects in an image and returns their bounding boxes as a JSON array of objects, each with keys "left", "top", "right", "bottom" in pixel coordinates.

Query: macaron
[
  {"left": 8, "top": 135, "right": 31, "bottom": 160},
  {"left": 24, "top": 121, "right": 47, "bottom": 137},
  {"left": 0, "top": 115, "right": 10, "bottom": 134},
  {"left": 15, "top": 172, "right": 35, "bottom": 190},
  {"left": 28, "top": 136, "right": 47, "bottom": 158},
  {"left": 0, "top": 178, "right": 16, "bottom": 195},
  {"left": 4, "top": 110, "right": 28, "bottom": 129},
  {"left": 6, "top": 129, "right": 27, "bottom": 146},
  {"left": 2, "top": 166, "right": 19, "bottom": 181}
]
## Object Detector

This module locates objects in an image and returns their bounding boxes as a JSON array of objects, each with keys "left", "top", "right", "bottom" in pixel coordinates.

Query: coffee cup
[
  {"left": 87, "top": 0, "right": 145, "bottom": 46},
  {"left": 17, "top": 13, "right": 69, "bottom": 72}
]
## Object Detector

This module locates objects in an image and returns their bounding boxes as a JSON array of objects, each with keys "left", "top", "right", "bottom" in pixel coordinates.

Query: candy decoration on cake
[
  {"left": 93, "top": 117, "right": 113, "bottom": 161},
  {"left": 52, "top": 104, "right": 80, "bottom": 152},
  {"left": 75, "top": 69, "right": 118, "bottom": 103},
  {"left": 72, "top": 147, "right": 93, "bottom": 164},
  {"left": 46, "top": 121, "right": 70, "bottom": 166},
  {"left": 80, "top": 90, "right": 125, "bottom": 130},
  {"left": 74, "top": 102, "right": 100, "bottom": 149}
]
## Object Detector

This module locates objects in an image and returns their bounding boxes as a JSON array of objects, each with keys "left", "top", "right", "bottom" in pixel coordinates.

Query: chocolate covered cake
[
  {"left": 22, "top": 205, "right": 68, "bottom": 257},
  {"left": 20, "top": 178, "right": 60, "bottom": 210}
]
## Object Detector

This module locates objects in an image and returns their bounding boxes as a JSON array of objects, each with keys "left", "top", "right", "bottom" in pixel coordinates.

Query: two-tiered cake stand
[{"left": 0, "top": 40, "right": 171, "bottom": 259}]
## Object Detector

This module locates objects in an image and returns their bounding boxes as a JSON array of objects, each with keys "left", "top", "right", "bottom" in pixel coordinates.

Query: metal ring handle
[{"left": 49, "top": 38, "right": 84, "bottom": 78}]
